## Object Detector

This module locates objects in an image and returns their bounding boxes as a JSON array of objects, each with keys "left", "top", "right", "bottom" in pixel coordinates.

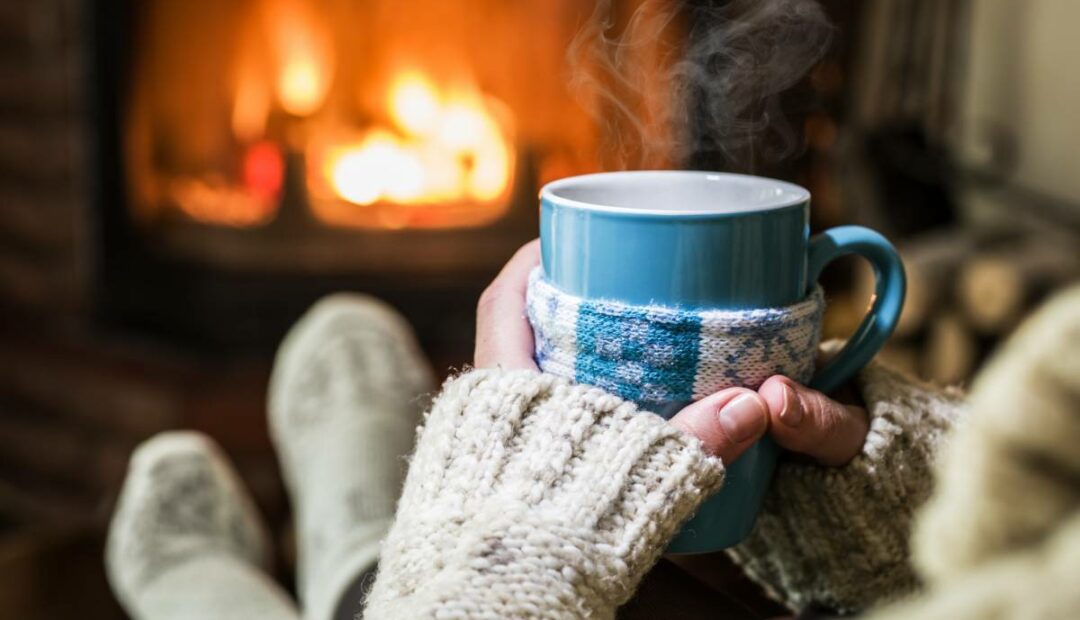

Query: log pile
[
  {"left": 958, "top": 234, "right": 1080, "bottom": 334},
  {"left": 847, "top": 226, "right": 1079, "bottom": 386}
]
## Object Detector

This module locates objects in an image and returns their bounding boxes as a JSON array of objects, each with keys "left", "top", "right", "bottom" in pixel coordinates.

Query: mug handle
[{"left": 806, "top": 226, "right": 906, "bottom": 394}]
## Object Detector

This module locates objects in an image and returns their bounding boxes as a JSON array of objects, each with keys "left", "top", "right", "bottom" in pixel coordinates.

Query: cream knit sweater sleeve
[
  {"left": 366, "top": 362, "right": 964, "bottom": 618},
  {"left": 363, "top": 369, "right": 726, "bottom": 619},
  {"left": 727, "top": 360, "right": 966, "bottom": 613}
]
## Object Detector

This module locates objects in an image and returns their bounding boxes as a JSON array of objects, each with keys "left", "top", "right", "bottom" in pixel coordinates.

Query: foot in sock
[
  {"left": 106, "top": 431, "right": 299, "bottom": 620},
  {"left": 269, "top": 293, "right": 435, "bottom": 619}
]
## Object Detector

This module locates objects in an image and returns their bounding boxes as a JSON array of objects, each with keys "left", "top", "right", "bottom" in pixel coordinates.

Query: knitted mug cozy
[{"left": 526, "top": 268, "right": 826, "bottom": 411}]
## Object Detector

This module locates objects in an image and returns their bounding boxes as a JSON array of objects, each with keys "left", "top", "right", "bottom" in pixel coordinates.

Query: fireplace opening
[
  {"left": 94, "top": 0, "right": 685, "bottom": 349},
  {"left": 116, "top": 0, "right": 622, "bottom": 271},
  {"left": 125, "top": 0, "right": 546, "bottom": 235}
]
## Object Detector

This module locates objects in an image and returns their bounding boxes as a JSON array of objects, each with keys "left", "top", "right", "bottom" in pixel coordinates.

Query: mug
[{"left": 538, "top": 170, "right": 905, "bottom": 553}]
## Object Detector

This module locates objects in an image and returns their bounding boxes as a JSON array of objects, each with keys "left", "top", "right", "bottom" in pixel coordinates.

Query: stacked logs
[{"left": 850, "top": 226, "right": 1080, "bottom": 385}]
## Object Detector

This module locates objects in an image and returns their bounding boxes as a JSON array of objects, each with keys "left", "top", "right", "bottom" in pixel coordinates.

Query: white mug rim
[{"left": 540, "top": 170, "right": 810, "bottom": 216}]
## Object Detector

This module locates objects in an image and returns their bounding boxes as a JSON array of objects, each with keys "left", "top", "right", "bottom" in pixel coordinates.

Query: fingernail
[
  {"left": 718, "top": 393, "right": 767, "bottom": 443},
  {"left": 779, "top": 384, "right": 803, "bottom": 427}
]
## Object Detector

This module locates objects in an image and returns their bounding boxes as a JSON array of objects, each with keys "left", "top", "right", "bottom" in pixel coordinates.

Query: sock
[
  {"left": 268, "top": 294, "right": 434, "bottom": 620},
  {"left": 106, "top": 432, "right": 298, "bottom": 620}
]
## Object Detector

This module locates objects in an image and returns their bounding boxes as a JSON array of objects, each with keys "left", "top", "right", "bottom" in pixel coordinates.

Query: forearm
[
  {"left": 727, "top": 360, "right": 966, "bottom": 613},
  {"left": 365, "top": 369, "right": 726, "bottom": 619}
]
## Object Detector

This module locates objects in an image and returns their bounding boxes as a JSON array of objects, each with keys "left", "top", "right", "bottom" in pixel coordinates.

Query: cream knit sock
[
  {"left": 106, "top": 432, "right": 299, "bottom": 620},
  {"left": 268, "top": 294, "right": 434, "bottom": 620}
]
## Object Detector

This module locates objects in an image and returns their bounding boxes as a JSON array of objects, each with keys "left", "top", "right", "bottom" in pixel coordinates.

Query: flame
[
  {"left": 232, "top": 63, "right": 271, "bottom": 142},
  {"left": 267, "top": 0, "right": 332, "bottom": 117},
  {"left": 322, "top": 73, "right": 513, "bottom": 209},
  {"left": 329, "top": 131, "right": 426, "bottom": 205},
  {"left": 389, "top": 72, "right": 441, "bottom": 136}
]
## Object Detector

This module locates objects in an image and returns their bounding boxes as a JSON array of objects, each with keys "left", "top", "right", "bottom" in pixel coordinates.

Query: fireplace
[{"left": 90, "top": 0, "right": 682, "bottom": 350}]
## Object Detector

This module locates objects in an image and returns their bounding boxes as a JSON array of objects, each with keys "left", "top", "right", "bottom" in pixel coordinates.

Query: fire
[
  {"left": 321, "top": 73, "right": 513, "bottom": 210},
  {"left": 231, "top": 28, "right": 272, "bottom": 144},
  {"left": 390, "top": 73, "right": 441, "bottom": 136},
  {"left": 133, "top": 0, "right": 534, "bottom": 231},
  {"left": 328, "top": 131, "right": 425, "bottom": 205},
  {"left": 267, "top": 0, "right": 332, "bottom": 117}
]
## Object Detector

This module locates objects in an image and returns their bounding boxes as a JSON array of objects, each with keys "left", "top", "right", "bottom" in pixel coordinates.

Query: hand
[
  {"left": 475, "top": 241, "right": 869, "bottom": 467},
  {"left": 474, "top": 239, "right": 542, "bottom": 372}
]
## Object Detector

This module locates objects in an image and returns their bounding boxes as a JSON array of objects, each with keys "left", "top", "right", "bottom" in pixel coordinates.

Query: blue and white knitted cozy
[{"left": 526, "top": 268, "right": 826, "bottom": 412}]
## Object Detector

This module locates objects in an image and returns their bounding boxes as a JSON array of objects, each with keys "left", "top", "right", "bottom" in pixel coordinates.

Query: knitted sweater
[
  {"left": 366, "top": 285, "right": 1080, "bottom": 618},
  {"left": 364, "top": 371, "right": 726, "bottom": 618},
  {"left": 362, "top": 360, "right": 955, "bottom": 618}
]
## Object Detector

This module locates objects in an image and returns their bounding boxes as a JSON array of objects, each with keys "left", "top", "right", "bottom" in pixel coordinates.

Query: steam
[{"left": 567, "top": 0, "right": 833, "bottom": 171}]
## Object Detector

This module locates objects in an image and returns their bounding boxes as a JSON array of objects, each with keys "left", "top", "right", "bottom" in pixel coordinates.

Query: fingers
[
  {"left": 757, "top": 375, "right": 869, "bottom": 466},
  {"left": 668, "top": 388, "right": 770, "bottom": 464},
  {"left": 474, "top": 240, "right": 541, "bottom": 370}
]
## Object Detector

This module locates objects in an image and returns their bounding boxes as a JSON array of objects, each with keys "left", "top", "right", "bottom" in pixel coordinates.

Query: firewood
[
  {"left": 855, "top": 228, "right": 985, "bottom": 338},
  {"left": 958, "top": 234, "right": 1080, "bottom": 334},
  {"left": 877, "top": 343, "right": 920, "bottom": 377},
  {"left": 921, "top": 311, "right": 977, "bottom": 385}
]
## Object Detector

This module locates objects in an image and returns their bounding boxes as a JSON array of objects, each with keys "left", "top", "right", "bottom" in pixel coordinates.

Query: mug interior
[{"left": 542, "top": 171, "right": 809, "bottom": 215}]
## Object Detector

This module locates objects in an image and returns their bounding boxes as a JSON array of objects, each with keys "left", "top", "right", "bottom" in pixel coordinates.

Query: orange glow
[
  {"left": 131, "top": 0, "right": 643, "bottom": 232},
  {"left": 242, "top": 140, "right": 284, "bottom": 199},
  {"left": 389, "top": 73, "right": 441, "bottom": 136},
  {"left": 232, "top": 68, "right": 271, "bottom": 142},
  {"left": 171, "top": 177, "right": 277, "bottom": 227},
  {"left": 320, "top": 73, "right": 513, "bottom": 215},
  {"left": 267, "top": 0, "right": 332, "bottom": 117}
]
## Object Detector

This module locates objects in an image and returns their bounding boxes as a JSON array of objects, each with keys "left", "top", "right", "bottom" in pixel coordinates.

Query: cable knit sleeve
[
  {"left": 726, "top": 360, "right": 966, "bottom": 613},
  {"left": 364, "top": 369, "right": 726, "bottom": 620}
]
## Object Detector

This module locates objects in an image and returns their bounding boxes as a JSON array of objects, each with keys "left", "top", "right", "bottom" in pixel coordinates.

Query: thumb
[
  {"left": 668, "top": 388, "right": 769, "bottom": 464},
  {"left": 757, "top": 375, "right": 869, "bottom": 466}
]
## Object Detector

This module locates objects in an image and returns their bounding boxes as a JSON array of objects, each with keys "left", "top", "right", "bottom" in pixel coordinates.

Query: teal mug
[{"left": 538, "top": 171, "right": 905, "bottom": 553}]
